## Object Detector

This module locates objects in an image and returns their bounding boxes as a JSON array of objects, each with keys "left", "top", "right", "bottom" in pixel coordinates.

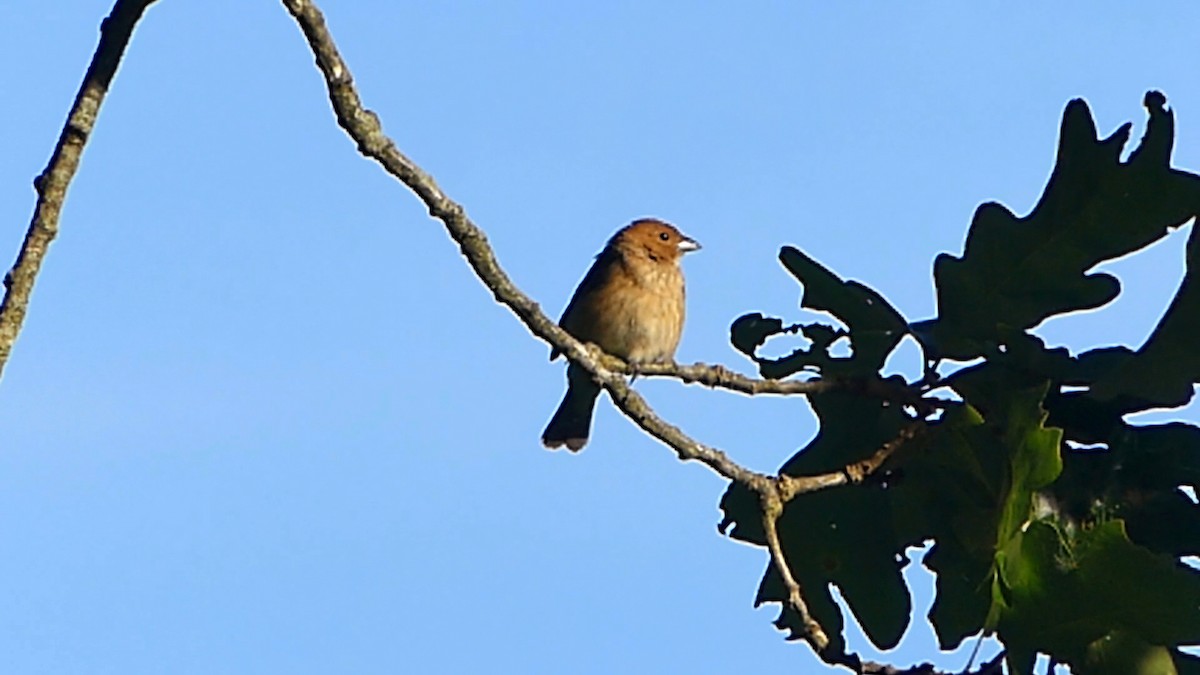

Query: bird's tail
[{"left": 541, "top": 364, "right": 601, "bottom": 452}]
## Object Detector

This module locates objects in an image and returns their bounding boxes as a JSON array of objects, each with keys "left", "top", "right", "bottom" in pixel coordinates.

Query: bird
[{"left": 541, "top": 218, "right": 700, "bottom": 451}]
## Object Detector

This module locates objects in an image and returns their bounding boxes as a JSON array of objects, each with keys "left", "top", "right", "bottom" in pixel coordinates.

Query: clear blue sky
[{"left": 2, "top": 2, "right": 1198, "bottom": 673}]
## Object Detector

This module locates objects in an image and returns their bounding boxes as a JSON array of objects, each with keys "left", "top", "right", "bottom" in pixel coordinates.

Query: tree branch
[
  {"left": 761, "top": 485, "right": 830, "bottom": 652},
  {"left": 280, "top": 0, "right": 925, "bottom": 660},
  {"left": 630, "top": 359, "right": 932, "bottom": 411},
  {"left": 754, "top": 423, "right": 922, "bottom": 654},
  {"left": 0, "top": 0, "right": 159, "bottom": 380},
  {"left": 280, "top": 0, "right": 775, "bottom": 485},
  {"left": 779, "top": 422, "right": 923, "bottom": 502}
]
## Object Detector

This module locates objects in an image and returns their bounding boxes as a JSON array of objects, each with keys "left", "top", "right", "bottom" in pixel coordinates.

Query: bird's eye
[{"left": 659, "top": 232, "right": 671, "bottom": 241}]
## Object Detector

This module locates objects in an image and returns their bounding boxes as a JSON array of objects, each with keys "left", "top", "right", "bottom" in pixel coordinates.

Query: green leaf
[
  {"left": 1073, "top": 520, "right": 1200, "bottom": 646},
  {"left": 995, "top": 383, "right": 1064, "bottom": 545},
  {"left": 991, "top": 519, "right": 1200, "bottom": 671},
  {"left": 993, "top": 521, "right": 1074, "bottom": 671},
  {"left": 1083, "top": 632, "right": 1178, "bottom": 675},
  {"left": 941, "top": 367, "right": 1064, "bottom": 548},
  {"left": 899, "top": 367, "right": 1064, "bottom": 649}
]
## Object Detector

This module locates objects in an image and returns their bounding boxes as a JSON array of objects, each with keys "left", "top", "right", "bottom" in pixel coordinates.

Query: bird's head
[{"left": 609, "top": 218, "right": 701, "bottom": 264}]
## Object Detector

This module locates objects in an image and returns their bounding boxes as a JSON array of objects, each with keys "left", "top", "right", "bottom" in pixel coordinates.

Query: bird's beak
[{"left": 678, "top": 237, "right": 701, "bottom": 253}]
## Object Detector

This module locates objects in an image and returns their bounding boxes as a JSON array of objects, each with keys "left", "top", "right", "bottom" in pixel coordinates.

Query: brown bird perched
[{"left": 542, "top": 218, "right": 700, "bottom": 451}]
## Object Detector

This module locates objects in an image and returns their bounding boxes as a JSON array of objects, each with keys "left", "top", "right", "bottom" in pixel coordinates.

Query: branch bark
[
  {"left": 779, "top": 422, "right": 923, "bottom": 502},
  {"left": 761, "top": 485, "right": 831, "bottom": 652},
  {"left": 0, "top": 0, "right": 159, "bottom": 379},
  {"left": 630, "top": 359, "right": 931, "bottom": 411}
]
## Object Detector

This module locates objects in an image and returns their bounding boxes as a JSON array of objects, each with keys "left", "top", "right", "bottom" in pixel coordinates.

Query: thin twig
[
  {"left": 755, "top": 424, "right": 922, "bottom": 654},
  {"left": 779, "top": 423, "right": 924, "bottom": 501},
  {"left": 631, "top": 359, "right": 935, "bottom": 412},
  {"left": 761, "top": 485, "right": 829, "bottom": 651},
  {"left": 0, "top": 0, "right": 160, "bottom": 379}
]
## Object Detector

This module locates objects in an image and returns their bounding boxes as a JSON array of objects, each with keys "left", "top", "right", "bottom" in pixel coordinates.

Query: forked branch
[{"left": 278, "top": 0, "right": 925, "bottom": 659}]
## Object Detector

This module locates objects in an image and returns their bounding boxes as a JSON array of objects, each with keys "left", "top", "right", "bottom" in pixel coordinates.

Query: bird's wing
[{"left": 550, "top": 248, "right": 620, "bottom": 360}]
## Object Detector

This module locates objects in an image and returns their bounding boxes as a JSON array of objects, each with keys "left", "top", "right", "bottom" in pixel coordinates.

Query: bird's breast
[{"left": 585, "top": 262, "right": 685, "bottom": 363}]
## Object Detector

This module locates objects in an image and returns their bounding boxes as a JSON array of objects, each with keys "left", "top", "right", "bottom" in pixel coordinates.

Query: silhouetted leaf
[
  {"left": 1115, "top": 423, "right": 1200, "bottom": 493},
  {"left": 925, "top": 539, "right": 993, "bottom": 650},
  {"left": 717, "top": 481, "right": 763, "bottom": 546},
  {"left": 730, "top": 312, "right": 786, "bottom": 357},
  {"left": 721, "top": 93, "right": 1200, "bottom": 667},
  {"left": 894, "top": 406, "right": 1000, "bottom": 648},
  {"left": 897, "top": 377, "right": 1063, "bottom": 651},
  {"left": 1174, "top": 649, "right": 1200, "bottom": 675},
  {"left": 1120, "top": 490, "right": 1200, "bottom": 558},
  {"left": 1092, "top": 220, "right": 1200, "bottom": 408},
  {"left": 720, "top": 391, "right": 910, "bottom": 653},
  {"left": 778, "top": 246, "right": 907, "bottom": 374},
  {"left": 1042, "top": 423, "right": 1200, "bottom": 557},
  {"left": 928, "top": 93, "right": 1200, "bottom": 360}
]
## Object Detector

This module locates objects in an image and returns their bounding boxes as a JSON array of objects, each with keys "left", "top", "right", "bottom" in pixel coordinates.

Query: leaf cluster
[{"left": 720, "top": 92, "right": 1200, "bottom": 674}]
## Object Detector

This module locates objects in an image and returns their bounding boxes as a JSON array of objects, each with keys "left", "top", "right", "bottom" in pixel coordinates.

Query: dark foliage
[{"left": 720, "top": 93, "right": 1200, "bottom": 674}]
